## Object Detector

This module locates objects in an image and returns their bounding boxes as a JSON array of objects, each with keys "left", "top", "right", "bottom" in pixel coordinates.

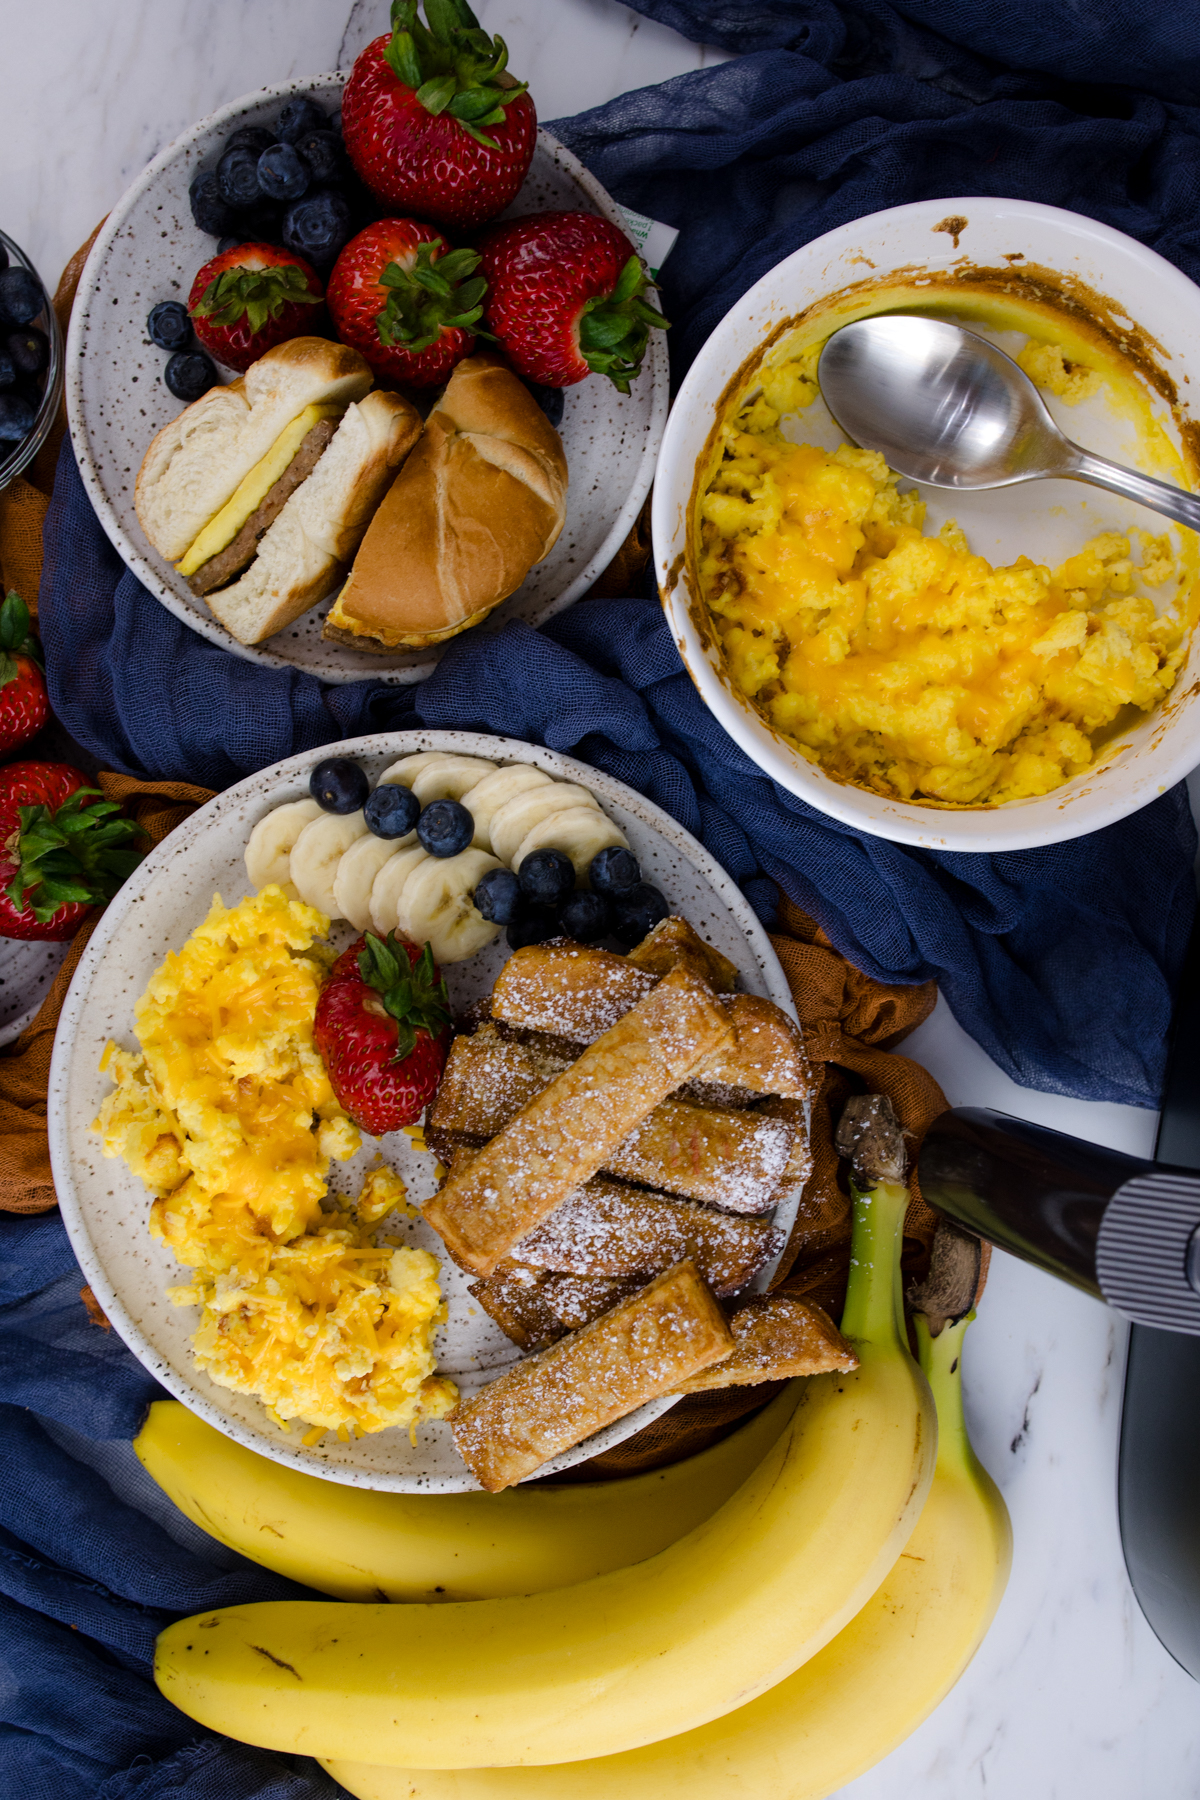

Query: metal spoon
[{"left": 817, "top": 314, "right": 1200, "bottom": 533}]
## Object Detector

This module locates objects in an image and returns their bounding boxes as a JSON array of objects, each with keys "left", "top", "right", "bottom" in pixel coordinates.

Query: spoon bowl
[{"left": 818, "top": 315, "right": 1200, "bottom": 533}]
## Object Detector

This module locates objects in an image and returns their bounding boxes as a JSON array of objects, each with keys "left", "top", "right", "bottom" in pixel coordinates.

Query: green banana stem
[
  {"left": 840, "top": 1178, "right": 911, "bottom": 1352},
  {"left": 915, "top": 1311, "right": 984, "bottom": 1485}
]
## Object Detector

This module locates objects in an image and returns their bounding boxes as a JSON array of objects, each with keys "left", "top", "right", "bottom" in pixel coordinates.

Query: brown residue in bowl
[{"left": 933, "top": 215, "right": 969, "bottom": 249}]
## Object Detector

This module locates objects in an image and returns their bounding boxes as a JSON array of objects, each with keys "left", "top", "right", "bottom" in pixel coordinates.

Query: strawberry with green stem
[
  {"left": 478, "top": 211, "right": 668, "bottom": 394},
  {"left": 314, "top": 932, "right": 452, "bottom": 1136},
  {"left": 0, "top": 591, "right": 48, "bottom": 756},
  {"left": 327, "top": 219, "right": 487, "bottom": 387},
  {"left": 188, "top": 243, "right": 324, "bottom": 372},
  {"left": 341, "top": 0, "right": 537, "bottom": 231},
  {"left": 0, "top": 763, "right": 147, "bottom": 942}
]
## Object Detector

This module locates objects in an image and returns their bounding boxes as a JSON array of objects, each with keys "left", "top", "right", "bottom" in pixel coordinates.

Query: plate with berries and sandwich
[
  {"left": 66, "top": 4, "right": 669, "bottom": 684},
  {"left": 47, "top": 731, "right": 847, "bottom": 1493}
]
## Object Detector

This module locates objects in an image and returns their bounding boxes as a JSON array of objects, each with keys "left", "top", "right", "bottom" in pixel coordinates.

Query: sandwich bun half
[
  {"left": 201, "top": 388, "right": 423, "bottom": 646},
  {"left": 135, "top": 337, "right": 373, "bottom": 563},
  {"left": 323, "top": 353, "right": 568, "bottom": 652}
]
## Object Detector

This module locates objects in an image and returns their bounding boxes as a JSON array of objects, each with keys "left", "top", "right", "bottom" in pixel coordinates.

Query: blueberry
[
  {"left": 524, "top": 381, "right": 564, "bottom": 428},
  {"left": 417, "top": 799, "right": 474, "bottom": 858},
  {"left": 518, "top": 848, "right": 575, "bottom": 905},
  {"left": 0, "top": 354, "right": 13, "bottom": 392},
  {"left": 611, "top": 882, "right": 670, "bottom": 948},
  {"left": 7, "top": 326, "right": 48, "bottom": 378},
  {"left": 217, "top": 145, "right": 264, "bottom": 210},
  {"left": 189, "top": 168, "right": 234, "bottom": 236},
  {"left": 258, "top": 142, "right": 311, "bottom": 201},
  {"left": 146, "top": 302, "right": 191, "bottom": 353},
  {"left": 507, "top": 907, "right": 558, "bottom": 951},
  {"left": 276, "top": 96, "right": 327, "bottom": 144},
  {"left": 294, "top": 130, "right": 345, "bottom": 184},
  {"left": 282, "top": 187, "right": 352, "bottom": 268},
  {"left": 310, "top": 756, "right": 370, "bottom": 815},
  {"left": 364, "top": 782, "right": 420, "bottom": 839},
  {"left": 474, "top": 867, "right": 524, "bottom": 926},
  {"left": 0, "top": 268, "right": 44, "bottom": 329},
  {"left": 0, "top": 393, "right": 36, "bottom": 444},
  {"left": 224, "top": 125, "right": 275, "bottom": 157},
  {"left": 589, "top": 846, "right": 640, "bottom": 896},
  {"left": 164, "top": 351, "right": 217, "bottom": 402},
  {"left": 558, "top": 888, "right": 612, "bottom": 942}
]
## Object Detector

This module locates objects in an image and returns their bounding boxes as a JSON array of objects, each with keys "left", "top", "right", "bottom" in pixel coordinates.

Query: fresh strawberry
[
  {"left": 0, "top": 592, "right": 48, "bottom": 756},
  {"left": 327, "top": 219, "right": 486, "bottom": 388},
  {"left": 314, "top": 933, "right": 451, "bottom": 1136},
  {"left": 478, "top": 211, "right": 669, "bottom": 394},
  {"left": 188, "top": 243, "right": 324, "bottom": 372},
  {"left": 0, "top": 763, "right": 147, "bottom": 942},
  {"left": 342, "top": 1, "right": 536, "bottom": 231}
]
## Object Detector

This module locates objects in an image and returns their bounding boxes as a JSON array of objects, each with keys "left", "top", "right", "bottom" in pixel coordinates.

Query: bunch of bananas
[{"left": 146, "top": 1108, "right": 1010, "bottom": 1792}]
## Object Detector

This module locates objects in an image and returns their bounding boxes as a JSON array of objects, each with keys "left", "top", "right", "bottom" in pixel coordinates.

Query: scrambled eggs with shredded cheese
[
  {"left": 698, "top": 345, "right": 1192, "bottom": 806},
  {"left": 94, "top": 887, "right": 456, "bottom": 1439}
]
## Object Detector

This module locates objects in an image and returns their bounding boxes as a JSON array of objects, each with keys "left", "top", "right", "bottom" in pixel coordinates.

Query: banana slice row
[{"left": 242, "top": 751, "right": 628, "bottom": 961}]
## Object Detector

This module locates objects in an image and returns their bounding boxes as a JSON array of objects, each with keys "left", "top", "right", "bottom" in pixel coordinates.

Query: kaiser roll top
[
  {"left": 135, "top": 338, "right": 374, "bottom": 562},
  {"left": 323, "top": 353, "right": 568, "bottom": 651}
]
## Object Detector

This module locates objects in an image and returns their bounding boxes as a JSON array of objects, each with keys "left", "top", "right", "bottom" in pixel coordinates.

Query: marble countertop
[{"left": 3, "top": 2, "right": 1198, "bottom": 1794}]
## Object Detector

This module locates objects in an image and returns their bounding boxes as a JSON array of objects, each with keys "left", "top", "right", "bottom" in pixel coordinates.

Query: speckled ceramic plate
[
  {"left": 65, "top": 78, "right": 668, "bottom": 684},
  {"left": 0, "top": 938, "right": 69, "bottom": 1048},
  {"left": 48, "top": 732, "right": 801, "bottom": 1492}
]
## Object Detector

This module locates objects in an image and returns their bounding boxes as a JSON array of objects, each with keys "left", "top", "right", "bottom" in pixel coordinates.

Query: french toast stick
[
  {"left": 452, "top": 1259, "right": 734, "bottom": 1489},
  {"left": 469, "top": 1262, "right": 639, "bottom": 1352},
  {"left": 425, "top": 966, "right": 732, "bottom": 1276},
  {"left": 626, "top": 916, "right": 739, "bottom": 991},
  {"left": 428, "top": 1025, "right": 796, "bottom": 1212},
  {"left": 672, "top": 1294, "right": 858, "bottom": 1391},
  {"left": 491, "top": 948, "right": 811, "bottom": 1102},
  {"left": 513, "top": 1177, "right": 783, "bottom": 1292}
]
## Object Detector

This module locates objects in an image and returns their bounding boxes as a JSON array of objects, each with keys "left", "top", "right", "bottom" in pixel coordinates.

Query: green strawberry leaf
[
  {"left": 191, "top": 263, "right": 321, "bottom": 337},
  {"left": 0, "top": 590, "right": 43, "bottom": 688},
  {"left": 357, "top": 932, "right": 450, "bottom": 1063},
  {"left": 382, "top": 0, "right": 528, "bottom": 141},
  {"left": 376, "top": 241, "right": 492, "bottom": 354},
  {"left": 576, "top": 255, "right": 670, "bottom": 393},
  {"left": 6, "top": 789, "right": 148, "bottom": 924}
]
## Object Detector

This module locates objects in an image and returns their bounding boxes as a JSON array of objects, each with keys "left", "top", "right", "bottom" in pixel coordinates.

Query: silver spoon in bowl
[{"left": 816, "top": 314, "right": 1200, "bottom": 533}]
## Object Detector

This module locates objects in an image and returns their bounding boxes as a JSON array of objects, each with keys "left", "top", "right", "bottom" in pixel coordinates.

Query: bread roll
[
  {"left": 135, "top": 338, "right": 373, "bottom": 561},
  {"left": 323, "top": 353, "right": 568, "bottom": 651},
  {"left": 197, "top": 389, "right": 422, "bottom": 646}
]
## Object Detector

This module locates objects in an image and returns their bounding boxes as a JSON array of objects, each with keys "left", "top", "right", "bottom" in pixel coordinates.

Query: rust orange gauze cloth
[{"left": 0, "top": 230, "right": 956, "bottom": 1477}]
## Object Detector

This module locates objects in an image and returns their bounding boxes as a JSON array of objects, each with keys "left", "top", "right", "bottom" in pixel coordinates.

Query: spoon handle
[{"left": 1063, "top": 445, "right": 1200, "bottom": 535}]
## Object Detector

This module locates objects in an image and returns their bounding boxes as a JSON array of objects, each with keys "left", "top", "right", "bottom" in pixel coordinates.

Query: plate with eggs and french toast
[
  {"left": 47, "top": 731, "right": 848, "bottom": 1493},
  {"left": 65, "top": 64, "right": 668, "bottom": 685}
]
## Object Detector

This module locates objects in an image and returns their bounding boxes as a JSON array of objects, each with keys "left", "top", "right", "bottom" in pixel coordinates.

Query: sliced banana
[
  {"left": 378, "top": 752, "right": 498, "bottom": 805},
  {"left": 396, "top": 847, "right": 504, "bottom": 964},
  {"left": 244, "top": 798, "right": 323, "bottom": 894},
  {"left": 459, "top": 765, "right": 555, "bottom": 851},
  {"left": 513, "top": 805, "right": 629, "bottom": 882},
  {"left": 368, "top": 844, "right": 431, "bottom": 937},
  {"left": 289, "top": 811, "right": 369, "bottom": 918},
  {"left": 333, "top": 832, "right": 415, "bottom": 933},
  {"left": 490, "top": 784, "right": 600, "bottom": 867}
]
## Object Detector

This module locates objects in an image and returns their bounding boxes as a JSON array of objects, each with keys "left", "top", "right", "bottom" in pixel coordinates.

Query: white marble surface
[{"left": 3, "top": 1, "right": 1200, "bottom": 1794}]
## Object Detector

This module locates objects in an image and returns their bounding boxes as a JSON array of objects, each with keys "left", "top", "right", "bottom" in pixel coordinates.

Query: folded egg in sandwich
[{"left": 135, "top": 337, "right": 422, "bottom": 646}]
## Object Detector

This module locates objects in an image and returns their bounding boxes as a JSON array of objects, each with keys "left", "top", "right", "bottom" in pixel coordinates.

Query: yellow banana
[
  {"left": 155, "top": 1175, "right": 935, "bottom": 1769},
  {"left": 134, "top": 1384, "right": 802, "bottom": 1602},
  {"left": 322, "top": 1308, "right": 1011, "bottom": 1800}
]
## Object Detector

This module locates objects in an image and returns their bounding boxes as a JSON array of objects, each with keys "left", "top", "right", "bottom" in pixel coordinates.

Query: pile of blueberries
[
  {"left": 146, "top": 95, "right": 366, "bottom": 403},
  {"left": 0, "top": 249, "right": 51, "bottom": 462},
  {"left": 311, "top": 756, "right": 670, "bottom": 953}
]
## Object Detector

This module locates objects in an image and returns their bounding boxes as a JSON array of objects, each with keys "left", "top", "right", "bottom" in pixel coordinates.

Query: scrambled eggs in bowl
[
  {"left": 94, "top": 887, "right": 456, "bottom": 1441},
  {"left": 697, "top": 346, "right": 1193, "bottom": 807}
]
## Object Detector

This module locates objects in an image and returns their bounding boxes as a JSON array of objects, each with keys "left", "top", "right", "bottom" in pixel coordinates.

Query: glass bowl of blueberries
[{"left": 0, "top": 229, "right": 63, "bottom": 490}]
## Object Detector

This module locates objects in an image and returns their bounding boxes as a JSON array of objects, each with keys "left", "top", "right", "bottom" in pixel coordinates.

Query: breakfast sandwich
[{"left": 135, "top": 337, "right": 422, "bottom": 645}]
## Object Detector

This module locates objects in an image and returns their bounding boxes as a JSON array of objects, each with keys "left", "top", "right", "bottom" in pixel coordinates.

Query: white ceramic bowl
[
  {"left": 48, "top": 730, "right": 800, "bottom": 1492},
  {"left": 66, "top": 77, "right": 668, "bottom": 684},
  {"left": 654, "top": 197, "right": 1200, "bottom": 851}
]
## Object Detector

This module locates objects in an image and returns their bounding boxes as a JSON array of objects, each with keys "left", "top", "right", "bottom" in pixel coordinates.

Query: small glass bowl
[{"left": 0, "top": 228, "right": 64, "bottom": 491}]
